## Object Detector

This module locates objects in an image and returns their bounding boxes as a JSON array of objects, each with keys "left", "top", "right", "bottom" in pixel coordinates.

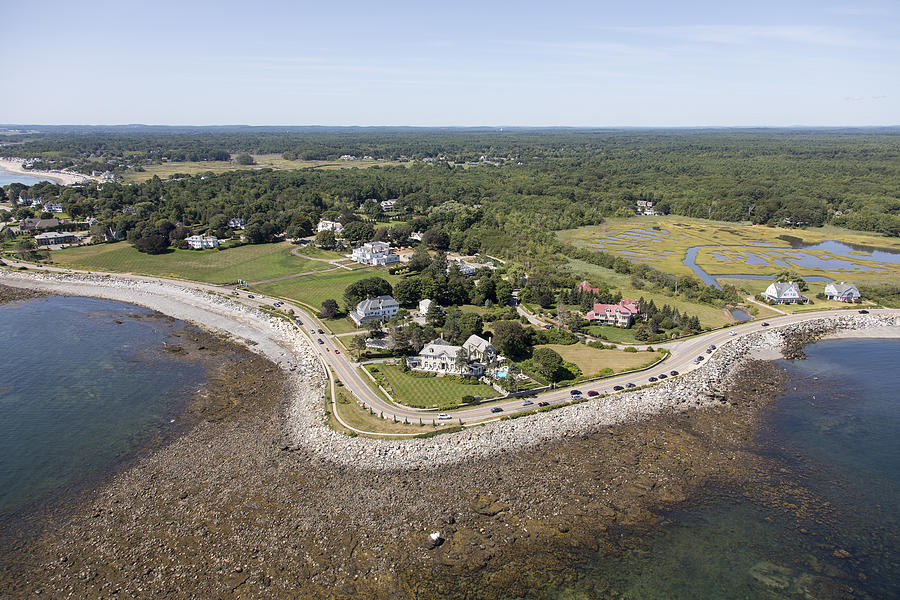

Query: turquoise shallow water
[
  {"left": 548, "top": 337, "right": 899, "bottom": 599},
  {"left": 0, "top": 295, "right": 208, "bottom": 515}
]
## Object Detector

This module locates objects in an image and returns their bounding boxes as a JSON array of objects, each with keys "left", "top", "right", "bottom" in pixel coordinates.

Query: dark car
[
  {"left": 858, "top": 309, "right": 869, "bottom": 314},
  {"left": 761, "top": 322, "right": 770, "bottom": 327},
  {"left": 537, "top": 401, "right": 550, "bottom": 407},
  {"left": 490, "top": 407, "right": 504, "bottom": 413},
  {"left": 696, "top": 355, "right": 705, "bottom": 361},
  {"left": 670, "top": 370, "right": 679, "bottom": 376},
  {"left": 316, "top": 338, "right": 324, "bottom": 344},
  {"left": 247, "top": 294, "right": 255, "bottom": 299},
  {"left": 626, "top": 382, "right": 636, "bottom": 388},
  {"left": 648, "top": 376, "right": 658, "bottom": 382},
  {"left": 587, "top": 390, "right": 599, "bottom": 397},
  {"left": 613, "top": 385, "right": 624, "bottom": 391},
  {"left": 708, "top": 344, "right": 716, "bottom": 350},
  {"left": 317, "top": 329, "right": 324, "bottom": 334},
  {"left": 657, "top": 373, "right": 667, "bottom": 379},
  {"left": 296, "top": 319, "right": 303, "bottom": 325},
  {"left": 570, "top": 390, "right": 583, "bottom": 399}
]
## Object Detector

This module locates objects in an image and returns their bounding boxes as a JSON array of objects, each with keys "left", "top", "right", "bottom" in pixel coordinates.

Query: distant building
[
  {"left": 339, "top": 154, "right": 357, "bottom": 161},
  {"left": 349, "top": 295, "right": 400, "bottom": 326},
  {"left": 44, "top": 202, "right": 63, "bottom": 214},
  {"left": 410, "top": 231, "right": 423, "bottom": 241},
  {"left": 227, "top": 218, "right": 246, "bottom": 229},
  {"left": 317, "top": 220, "right": 344, "bottom": 234},
  {"left": 418, "top": 298, "right": 433, "bottom": 315},
  {"left": 763, "top": 281, "right": 806, "bottom": 304},
  {"left": 824, "top": 282, "right": 861, "bottom": 303},
  {"left": 380, "top": 199, "right": 397, "bottom": 211},
  {"left": 21, "top": 218, "right": 59, "bottom": 231},
  {"left": 577, "top": 280, "right": 600, "bottom": 295},
  {"left": 185, "top": 235, "right": 219, "bottom": 249},
  {"left": 34, "top": 231, "right": 81, "bottom": 246},
  {"left": 351, "top": 241, "right": 399, "bottom": 266},
  {"left": 585, "top": 299, "right": 641, "bottom": 327}
]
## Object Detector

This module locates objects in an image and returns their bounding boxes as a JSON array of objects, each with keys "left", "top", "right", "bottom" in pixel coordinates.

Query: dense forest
[{"left": 2, "top": 127, "right": 900, "bottom": 253}]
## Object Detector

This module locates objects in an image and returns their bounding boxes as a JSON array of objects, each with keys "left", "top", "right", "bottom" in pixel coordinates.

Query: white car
[
  {"left": 730, "top": 331, "right": 737, "bottom": 336},
  {"left": 437, "top": 413, "right": 451, "bottom": 420}
]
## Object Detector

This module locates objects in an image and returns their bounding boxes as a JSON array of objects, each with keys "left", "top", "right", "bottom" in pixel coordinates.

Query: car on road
[
  {"left": 437, "top": 413, "right": 451, "bottom": 420},
  {"left": 317, "top": 329, "right": 324, "bottom": 334},
  {"left": 858, "top": 309, "right": 869, "bottom": 314},
  {"left": 730, "top": 331, "right": 737, "bottom": 336},
  {"left": 537, "top": 401, "right": 550, "bottom": 407},
  {"left": 626, "top": 382, "right": 636, "bottom": 388},
  {"left": 334, "top": 349, "right": 340, "bottom": 354},
  {"left": 761, "top": 322, "right": 770, "bottom": 327},
  {"left": 708, "top": 344, "right": 716, "bottom": 350},
  {"left": 316, "top": 338, "right": 324, "bottom": 344},
  {"left": 570, "top": 390, "right": 583, "bottom": 399},
  {"left": 232, "top": 291, "right": 239, "bottom": 296},
  {"left": 296, "top": 319, "right": 303, "bottom": 325},
  {"left": 613, "top": 385, "right": 624, "bottom": 391},
  {"left": 247, "top": 294, "right": 255, "bottom": 298},
  {"left": 522, "top": 400, "right": 534, "bottom": 406},
  {"left": 587, "top": 390, "right": 599, "bottom": 397},
  {"left": 696, "top": 355, "right": 705, "bottom": 361},
  {"left": 491, "top": 407, "right": 504, "bottom": 413},
  {"left": 670, "top": 370, "right": 679, "bottom": 376},
  {"left": 648, "top": 376, "right": 658, "bottom": 382},
  {"left": 657, "top": 373, "right": 667, "bottom": 379}
]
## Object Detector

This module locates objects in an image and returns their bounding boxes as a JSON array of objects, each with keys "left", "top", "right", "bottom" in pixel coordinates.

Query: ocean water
[
  {"left": 0, "top": 295, "right": 208, "bottom": 514},
  {"left": 0, "top": 166, "right": 49, "bottom": 186},
  {"left": 550, "top": 337, "right": 899, "bottom": 599}
]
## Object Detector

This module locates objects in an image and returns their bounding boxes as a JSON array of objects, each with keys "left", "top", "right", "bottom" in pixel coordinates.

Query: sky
[{"left": 2, "top": 0, "right": 898, "bottom": 126}]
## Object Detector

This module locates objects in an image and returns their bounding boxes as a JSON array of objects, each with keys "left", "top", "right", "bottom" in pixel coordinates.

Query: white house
[
  {"left": 419, "top": 299, "right": 433, "bottom": 315},
  {"left": 44, "top": 202, "right": 63, "bottom": 213},
  {"left": 763, "top": 281, "right": 806, "bottom": 304},
  {"left": 228, "top": 218, "right": 246, "bottom": 229},
  {"left": 406, "top": 338, "right": 485, "bottom": 377},
  {"left": 349, "top": 295, "right": 400, "bottom": 326},
  {"left": 462, "top": 334, "right": 497, "bottom": 363},
  {"left": 185, "top": 235, "right": 219, "bottom": 249},
  {"left": 824, "top": 282, "right": 861, "bottom": 303},
  {"left": 410, "top": 231, "right": 423, "bottom": 241},
  {"left": 380, "top": 199, "right": 397, "bottom": 211},
  {"left": 351, "top": 241, "right": 399, "bottom": 266},
  {"left": 317, "top": 220, "right": 344, "bottom": 234}
]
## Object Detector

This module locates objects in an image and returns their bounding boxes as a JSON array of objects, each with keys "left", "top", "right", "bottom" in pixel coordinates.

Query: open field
[
  {"left": 559, "top": 216, "right": 900, "bottom": 284},
  {"left": 583, "top": 324, "right": 640, "bottom": 343},
  {"left": 536, "top": 343, "right": 661, "bottom": 376},
  {"left": 365, "top": 363, "right": 498, "bottom": 409},
  {"left": 328, "top": 385, "right": 428, "bottom": 435},
  {"left": 51, "top": 241, "right": 328, "bottom": 283},
  {"left": 254, "top": 267, "right": 402, "bottom": 309},
  {"left": 122, "top": 155, "right": 410, "bottom": 183},
  {"left": 720, "top": 278, "right": 876, "bottom": 313},
  {"left": 561, "top": 258, "right": 735, "bottom": 328},
  {"left": 321, "top": 317, "right": 360, "bottom": 335}
]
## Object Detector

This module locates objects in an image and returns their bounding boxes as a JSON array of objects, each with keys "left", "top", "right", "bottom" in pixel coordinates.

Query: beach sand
[{"left": 0, "top": 158, "right": 98, "bottom": 186}]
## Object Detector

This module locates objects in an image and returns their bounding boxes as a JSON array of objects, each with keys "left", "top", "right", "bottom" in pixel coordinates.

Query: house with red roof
[
  {"left": 585, "top": 298, "right": 641, "bottom": 327},
  {"left": 577, "top": 280, "right": 600, "bottom": 295}
]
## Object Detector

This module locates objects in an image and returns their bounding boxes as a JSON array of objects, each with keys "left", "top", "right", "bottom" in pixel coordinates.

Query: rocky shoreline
[{"left": 0, "top": 283, "right": 51, "bottom": 305}]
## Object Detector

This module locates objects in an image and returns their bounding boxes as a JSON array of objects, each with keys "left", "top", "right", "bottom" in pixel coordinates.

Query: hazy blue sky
[{"left": 3, "top": 0, "right": 898, "bottom": 126}]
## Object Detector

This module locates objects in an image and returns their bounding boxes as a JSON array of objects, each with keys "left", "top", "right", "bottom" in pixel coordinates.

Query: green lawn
[
  {"left": 51, "top": 241, "right": 329, "bottom": 283},
  {"left": 366, "top": 364, "right": 498, "bottom": 409},
  {"left": 293, "top": 245, "right": 347, "bottom": 260},
  {"left": 322, "top": 317, "right": 360, "bottom": 335},
  {"left": 561, "top": 258, "right": 734, "bottom": 328},
  {"left": 254, "top": 267, "right": 402, "bottom": 309},
  {"left": 536, "top": 344, "right": 662, "bottom": 376},
  {"left": 583, "top": 325, "right": 639, "bottom": 343}
]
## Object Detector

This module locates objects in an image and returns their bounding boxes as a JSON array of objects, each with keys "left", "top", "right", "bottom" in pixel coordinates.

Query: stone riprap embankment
[{"left": 3, "top": 270, "right": 898, "bottom": 471}]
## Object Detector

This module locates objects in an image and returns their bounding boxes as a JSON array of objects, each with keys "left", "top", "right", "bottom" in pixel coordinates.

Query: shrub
[{"left": 623, "top": 346, "right": 638, "bottom": 353}]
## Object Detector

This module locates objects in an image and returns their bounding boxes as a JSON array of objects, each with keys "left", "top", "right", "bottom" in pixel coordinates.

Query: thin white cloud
[
  {"left": 827, "top": 4, "right": 895, "bottom": 17},
  {"left": 595, "top": 24, "right": 890, "bottom": 49}
]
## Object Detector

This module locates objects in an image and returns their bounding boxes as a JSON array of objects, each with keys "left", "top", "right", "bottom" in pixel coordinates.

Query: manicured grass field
[
  {"left": 254, "top": 267, "right": 402, "bottom": 310},
  {"left": 123, "top": 155, "right": 410, "bottom": 183},
  {"left": 321, "top": 317, "right": 360, "bottom": 335},
  {"left": 559, "top": 216, "right": 900, "bottom": 283},
  {"left": 535, "top": 344, "right": 661, "bottom": 376},
  {"left": 561, "top": 258, "right": 735, "bottom": 328},
  {"left": 329, "top": 386, "right": 428, "bottom": 435},
  {"left": 583, "top": 325, "right": 639, "bottom": 343},
  {"left": 366, "top": 364, "right": 498, "bottom": 409},
  {"left": 293, "top": 245, "right": 347, "bottom": 260},
  {"left": 51, "top": 241, "right": 328, "bottom": 283}
]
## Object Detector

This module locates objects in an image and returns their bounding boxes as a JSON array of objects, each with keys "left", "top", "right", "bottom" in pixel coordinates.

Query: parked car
[
  {"left": 537, "top": 401, "right": 550, "bottom": 407},
  {"left": 657, "top": 373, "right": 667, "bottom": 379},
  {"left": 437, "top": 413, "right": 451, "bottom": 420},
  {"left": 613, "top": 385, "right": 624, "bottom": 391},
  {"left": 708, "top": 344, "right": 716, "bottom": 350},
  {"left": 761, "top": 322, "right": 770, "bottom": 327},
  {"left": 491, "top": 407, "right": 504, "bottom": 413},
  {"left": 670, "top": 370, "right": 679, "bottom": 376},
  {"left": 696, "top": 355, "right": 705, "bottom": 361},
  {"left": 626, "top": 382, "right": 636, "bottom": 388},
  {"left": 648, "top": 376, "right": 658, "bottom": 382},
  {"left": 570, "top": 390, "right": 583, "bottom": 399},
  {"left": 296, "top": 319, "right": 303, "bottom": 325},
  {"left": 858, "top": 309, "right": 869, "bottom": 314},
  {"left": 587, "top": 390, "right": 599, "bottom": 397},
  {"left": 316, "top": 338, "right": 324, "bottom": 344}
]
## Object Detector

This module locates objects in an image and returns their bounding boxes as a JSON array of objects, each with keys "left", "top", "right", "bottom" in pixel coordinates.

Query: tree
[
  {"left": 393, "top": 278, "right": 420, "bottom": 306},
  {"left": 341, "top": 221, "right": 375, "bottom": 244},
  {"left": 315, "top": 229, "right": 336, "bottom": 249},
  {"left": 532, "top": 347, "right": 564, "bottom": 382},
  {"left": 133, "top": 233, "right": 170, "bottom": 254},
  {"left": 234, "top": 153, "right": 255, "bottom": 165},
  {"left": 422, "top": 228, "right": 449, "bottom": 250},
  {"left": 350, "top": 335, "right": 368, "bottom": 360},
  {"left": 320, "top": 298, "right": 339, "bottom": 318},
  {"left": 343, "top": 277, "right": 394, "bottom": 309},
  {"left": 454, "top": 347, "right": 469, "bottom": 373},
  {"left": 408, "top": 245, "right": 432, "bottom": 272},
  {"left": 425, "top": 301, "right": 445, "bottom": 327},
  {"left": 492, "top": 320, "right": 529, "bottom": 359}
]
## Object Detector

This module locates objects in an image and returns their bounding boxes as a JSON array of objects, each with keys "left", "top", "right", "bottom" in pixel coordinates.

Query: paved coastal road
[{"left": 5, "top": 260, "right": 896, "bottom": 429}]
